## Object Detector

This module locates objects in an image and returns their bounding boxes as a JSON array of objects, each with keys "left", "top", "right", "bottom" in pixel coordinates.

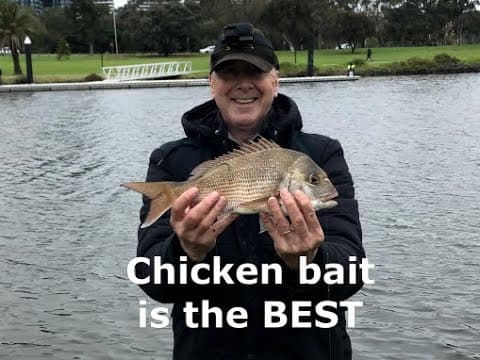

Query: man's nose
[{"left": 235, "top": 78, "right": 254, "bottom": 90}]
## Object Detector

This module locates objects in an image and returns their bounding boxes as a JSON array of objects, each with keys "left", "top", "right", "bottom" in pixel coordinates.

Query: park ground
[{"left": 0, "top": 44, "right": 479, "bottom": 84}]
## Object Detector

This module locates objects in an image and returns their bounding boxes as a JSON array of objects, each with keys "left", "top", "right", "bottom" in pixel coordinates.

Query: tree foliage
[{"left": 65, "top": 0, "right": 110, "bottom": 53}]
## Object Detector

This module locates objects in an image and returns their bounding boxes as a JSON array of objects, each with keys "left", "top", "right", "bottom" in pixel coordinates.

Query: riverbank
[
  {"left": 0, "top": 44, "right": 479, "bottom": 85},
  {"left": 0, "top": 75, "right": 359, "bottom": 93}
]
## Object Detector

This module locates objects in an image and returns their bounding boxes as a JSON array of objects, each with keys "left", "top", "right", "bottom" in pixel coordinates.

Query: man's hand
[
  {"left": 260, "top": 189, "right": 325, "bottom": 270},
  {"left": 170, "top": 187, "right": 238, "bottom": 262}
]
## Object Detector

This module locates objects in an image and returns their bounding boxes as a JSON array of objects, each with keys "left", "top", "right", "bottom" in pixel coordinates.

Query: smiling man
[
  {"left": 135, "top": 23, "right": 365, "bottom": 360},
  {"left": 209, "top": 60, "right": 279, "bottom": 144}
]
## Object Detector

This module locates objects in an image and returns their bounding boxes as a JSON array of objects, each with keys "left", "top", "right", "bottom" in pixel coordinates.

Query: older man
[{"left": 136, "top": 23, "right": 365, "bottom": 360}]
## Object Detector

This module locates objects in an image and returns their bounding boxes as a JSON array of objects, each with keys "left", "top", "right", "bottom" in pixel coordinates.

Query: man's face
[{"left": 209, "top": 60, "right": 279, "bottom": 133}]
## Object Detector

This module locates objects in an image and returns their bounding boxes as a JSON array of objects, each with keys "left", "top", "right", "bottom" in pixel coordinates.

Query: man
[
  {"left": 366, "top": 48, "right": 372, "bottom": 61},
  {"left": 347, "top": 62, "right": 355, "bottom": 77},
  {"left": 136, "top": 23, "right": 365, "bottom": 360}
]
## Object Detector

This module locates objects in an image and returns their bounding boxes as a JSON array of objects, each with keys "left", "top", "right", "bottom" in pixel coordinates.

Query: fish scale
[{"left": 195, "top": 150, "right": 292, "bottom": 205}]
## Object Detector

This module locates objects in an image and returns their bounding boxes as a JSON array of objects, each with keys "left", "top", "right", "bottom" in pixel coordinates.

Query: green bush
[
  {"left": 433, "top": 53, "right": 460, "bottom": 65},
  {"left": 56, "top": 39, "right": 71, "bottom": 61},
  {"left": 403, "top": 57, "right": 433, "bottom": 67},
  {"left": 84, "top": 73, "right": 104, "bottom": 82},
  {"left": 279, "top": 62, "right": 309, "bottom": 77},
  {"left": 351, "top": 58, "right": 366, "bottom": 67},
  {"left": 14, "top": 75, "right": 28, "bottom": 84},
  {"left": 315, "top": 66, "right": 340, "bottom": 76},
  {"left": 365, "top": 37, "right": 379, "bottom": 48},
  {"left": 388, "top": 57, "right": 433, "bottom": 74}
]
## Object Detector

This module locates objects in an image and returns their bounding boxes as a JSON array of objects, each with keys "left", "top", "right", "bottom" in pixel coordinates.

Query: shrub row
[{"left": 279, "top": 53, "right": 480, "bottom": 77}]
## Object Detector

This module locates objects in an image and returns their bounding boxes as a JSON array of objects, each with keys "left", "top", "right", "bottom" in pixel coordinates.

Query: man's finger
[
  {"left": 280, "top": 189, "right": 307, "bottom": 236},
  {"left": 260, "top": 213, "right": 289, "bottom": 254},
  {"left": 184, "top": 191, "right": 221, "bottom": 227},
  {"left": 199, "top": 196, "right": 228, "bottom": 231},
  {"left": 294, "top": 191, "right": 323, "bottom": 234},
  {"left": 171, "top": 187, "right": 199, "bottom": 221},
  {"left": 259, "top": 213, "right": 276, "bottom": 235},
  {"left": 266, "top": 197, "right": 281, "bottom": 219},
  {"left": 211, "top": 213, "right": 239, "bottom": 234}
]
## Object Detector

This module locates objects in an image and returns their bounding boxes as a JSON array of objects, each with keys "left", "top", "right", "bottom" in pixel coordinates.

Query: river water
[{"left": 1, "top": 74, "right": 479, "bottom": 359}]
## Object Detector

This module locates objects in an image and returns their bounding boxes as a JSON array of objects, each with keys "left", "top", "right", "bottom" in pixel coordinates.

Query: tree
[
  {"left": 260, "top": 0, "right": 331, "bottom": 75},
  {"left": 259, "top": 0, "right": 306, "bottom": 56},
  {"left": 65, "top": 0, "right": 109, "bottom": 53},
  {"left": 337, "top": 10, "right": 375, "bottom": 51},
  {"left": 458, "top": 9, "right": 480, "bottom": 43},
  {"left": 148, "top": 1, "right": 200, "bottom": 56},
  {"left": 436, "top": 0, "right": 480, "bottom": 43},
  {"left": 0, "top": 0, "right": 36, "bottom": 75},
  {"left": 116, "top": 0, "right": 149, "bottom": 53},
  {"left": 37, "top": 7, "right": 71, "bottom": 53}
]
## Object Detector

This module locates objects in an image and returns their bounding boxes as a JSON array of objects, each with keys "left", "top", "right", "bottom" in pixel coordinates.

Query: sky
[{"left": 114, "top": 0, "right": 127, "bottom": 8}]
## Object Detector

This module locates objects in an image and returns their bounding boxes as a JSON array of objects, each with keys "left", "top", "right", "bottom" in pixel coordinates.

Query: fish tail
[{"left": 122, "top": 181, "right": 177, "bottom": 228}]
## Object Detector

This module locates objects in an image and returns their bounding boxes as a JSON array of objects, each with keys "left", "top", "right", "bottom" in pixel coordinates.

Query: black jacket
[{"left": 136, "top": 94, "right": 365, "bottom": 360}]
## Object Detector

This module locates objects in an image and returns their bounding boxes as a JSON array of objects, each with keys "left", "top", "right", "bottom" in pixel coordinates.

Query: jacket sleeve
[
  {"left": 135, "top": 146, "right": 213, "bottom": 303},
  {"left": 317, "top": 139, "right": 365, "bottom": 301},
  {"left": 284, "top": 138, "right": 365, "bottom": 302}
]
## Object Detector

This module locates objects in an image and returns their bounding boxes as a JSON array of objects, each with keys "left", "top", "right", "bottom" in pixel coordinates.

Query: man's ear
[
  {"left": 272, "top": 71, "right": 280, "bottom": 97},
  {"left": 209, "top": 73, "right": 216, "bottom": 97}
]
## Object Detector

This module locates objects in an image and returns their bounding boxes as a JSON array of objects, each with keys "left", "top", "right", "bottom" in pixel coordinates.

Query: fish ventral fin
[
  {"left": 188, "top": 136, "right": 281, "bottom": 180},
  {"left": 234, "top": 197, "right": 271, "bottom": 214}
]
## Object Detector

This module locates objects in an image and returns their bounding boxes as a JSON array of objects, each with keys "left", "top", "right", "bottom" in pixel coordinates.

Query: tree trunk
[
  {"left": 10, "top": 40, "right": 23, "bottom": 75},
  {"left": 307, "top": 36, "right": 314, "bottom": 76},
  {"left": 457, "top": 17, "right": 463, "bottom": 45},
  {"left": 375, "top": 3, "right": 384, "bottom": 46}
]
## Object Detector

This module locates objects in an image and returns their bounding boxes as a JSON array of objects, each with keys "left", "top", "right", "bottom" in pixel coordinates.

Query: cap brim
[{"left": 212, "top": 53, "right": 273, "bottom": 73}]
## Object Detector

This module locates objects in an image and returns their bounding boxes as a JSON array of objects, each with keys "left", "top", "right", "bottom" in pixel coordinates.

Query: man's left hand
[{"left": 260, "top": 189, "right": 325, "bottom": 270}]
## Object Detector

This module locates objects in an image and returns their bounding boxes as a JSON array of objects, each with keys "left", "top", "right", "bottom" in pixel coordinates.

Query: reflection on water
[{"left": 1, "top": 74, "right": 479, "bottom": 359}]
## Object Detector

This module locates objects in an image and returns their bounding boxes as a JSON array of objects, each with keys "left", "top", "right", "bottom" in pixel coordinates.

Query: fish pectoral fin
[
  {"left": 258, "top": 218, "right": 267, "bottom": 234},
  {"left": 312, "top": 199, "right": 338, "bottom": 210},
  {"left": 216, "top": 211, "right": 232, "bottom": 222}
]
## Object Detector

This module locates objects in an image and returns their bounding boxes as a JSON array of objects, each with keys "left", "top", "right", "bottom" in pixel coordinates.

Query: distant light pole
[
  {"left": 112, "top": 4, "right": 119, "bottom": 55},
  {"left": 24, "top": 36, "right": 33, "bottom": 83}
]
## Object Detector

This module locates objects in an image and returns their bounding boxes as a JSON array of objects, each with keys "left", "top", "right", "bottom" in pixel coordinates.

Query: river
[{"left": 1, "top": 74, "right": 479, "bottom": 359}]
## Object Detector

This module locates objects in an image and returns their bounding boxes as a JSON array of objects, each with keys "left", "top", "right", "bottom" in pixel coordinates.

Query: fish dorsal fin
[{"left": 188, "top": 137, "right": 280, "bottom": 179}]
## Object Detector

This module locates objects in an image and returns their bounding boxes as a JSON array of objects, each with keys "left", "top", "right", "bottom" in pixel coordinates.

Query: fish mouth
[{"left": 321, "top": 190, "right": 339, "bottom": 202}]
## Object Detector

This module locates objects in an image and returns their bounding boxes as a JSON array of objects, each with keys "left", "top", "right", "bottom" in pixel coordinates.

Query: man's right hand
[{"left": 170, "top": 187, "right": 238, "bottom": 262}]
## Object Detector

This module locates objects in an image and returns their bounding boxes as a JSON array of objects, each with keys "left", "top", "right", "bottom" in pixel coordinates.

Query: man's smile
[{"left": 231, "top": 97, "right": 258, "bottom": 104}]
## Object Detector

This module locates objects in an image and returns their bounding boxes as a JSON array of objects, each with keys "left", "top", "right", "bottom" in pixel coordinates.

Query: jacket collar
[{"left": 181, "top": 93, "right": 303, "bottom": 148}]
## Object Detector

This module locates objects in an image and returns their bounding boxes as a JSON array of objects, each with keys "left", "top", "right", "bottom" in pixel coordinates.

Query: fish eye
[{"left": 309, "top": 174, "right": 319, "bottom": 184}]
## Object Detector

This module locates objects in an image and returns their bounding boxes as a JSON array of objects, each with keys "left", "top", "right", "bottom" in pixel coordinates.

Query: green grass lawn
[
  {"left": 289, "top": 44, "right": 480, "bottom": 65},
  {"left": 1, "top": 44, "right": 479, "bottom": 83}
]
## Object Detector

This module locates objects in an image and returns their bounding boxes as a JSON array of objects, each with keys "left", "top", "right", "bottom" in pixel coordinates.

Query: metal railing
[{"left": 102, "top": 61, "right": 192, "bottom": 81}]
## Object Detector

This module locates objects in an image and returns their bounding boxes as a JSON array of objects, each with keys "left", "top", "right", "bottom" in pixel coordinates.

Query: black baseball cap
[{"left": 210, "top": 23, "right": 279, "bottom": 73}]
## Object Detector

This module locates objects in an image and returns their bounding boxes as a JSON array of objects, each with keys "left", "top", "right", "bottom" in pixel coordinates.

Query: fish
[{"left": 122, "top": 137, "right": 338, "bottom": 228}]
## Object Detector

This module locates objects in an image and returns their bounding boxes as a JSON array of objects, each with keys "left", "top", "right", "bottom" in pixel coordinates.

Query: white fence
[{"left": 102, "top": 61, "right": 192, "bottom": 81}]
